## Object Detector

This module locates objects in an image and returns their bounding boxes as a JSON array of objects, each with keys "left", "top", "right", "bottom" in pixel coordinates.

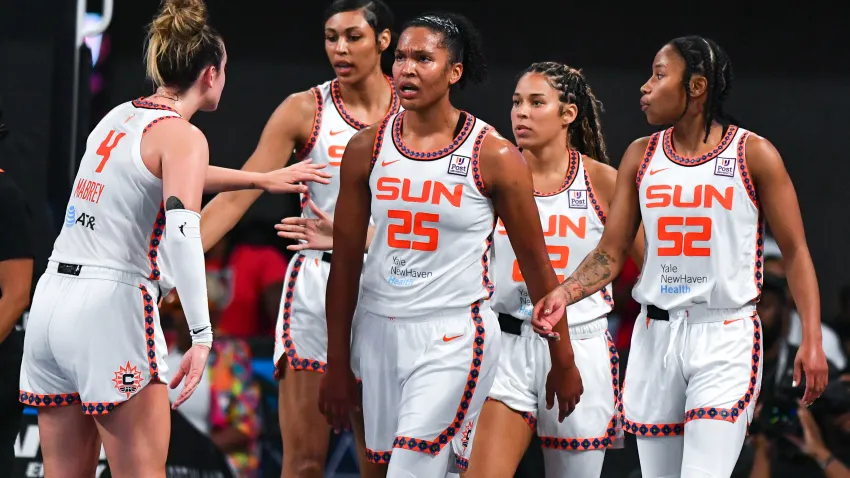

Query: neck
[
  {"left": 672, "top": 114, "right": 722, "bottom": 156},
  {"left": 524, "top": 139, "right": 571, "bottom": 177},
  {"left": 405, "top": 94, "right": 458, "bottom": 137},
  {"left": 149, "top": 87, "right": 203, "bottom": 120},
  {"left": 338, "top": 68, "right": 389, "bottom": 109}
]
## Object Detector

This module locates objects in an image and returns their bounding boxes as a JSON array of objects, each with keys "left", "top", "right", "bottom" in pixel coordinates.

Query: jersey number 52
[{"left": 657, "top": 216, "right": 712, "bottom": 256}]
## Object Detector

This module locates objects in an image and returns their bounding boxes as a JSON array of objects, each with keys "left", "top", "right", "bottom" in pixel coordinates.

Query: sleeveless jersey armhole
[
  {"left": 469, "top": 126, "right": 493, "bottom": 197},
  {"left": 735, "top": 131, "right": 758, "bottom": 208},
  {"left": 369, "top": 115, "right": 393, "bottom": 173},
  {"left": 582, "top": 160, "right": 608, "bottom": 225},
  {"left": 132, "top": 115, "right": 183, "bottom": 185},
  {"left": 295, "top": 87, "right": 324, "bottom": 160},
  {"left": 635, "top": 132, "right": 662, "bottom": 190}
]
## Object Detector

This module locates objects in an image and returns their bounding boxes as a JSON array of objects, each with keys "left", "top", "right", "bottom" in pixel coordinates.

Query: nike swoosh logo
[
  {"left": 329, "top": 129, "right": 347, "bottom": 136},
  {"left": 382, "top": 160, "right": 400, "bottom": 167},
  {"left": 443, "top": 334, "right": 463, "bottom": 342},
  {"left": 191, "top": 326, "right": 210, "bottom": 335},
  {"left": 723, "top": 319, "right": 743, "bottom": 326},
  {"left": 649, "top": 168, "right": 668, "bottom": 176},
  {"left": 179, "top": 223, "right": 186, "bottom": 236}
]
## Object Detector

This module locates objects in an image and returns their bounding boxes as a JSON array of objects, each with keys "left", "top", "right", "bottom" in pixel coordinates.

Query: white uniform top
[
  {"left": 49, "top": 98, "right": 182, "bottom": 280},
  {"left": 633, "top": 126, "right": 763, "bottom": 310},
  {"left": 360, "top": 111, "right": 496, "bottom": 318},
  {"left": 491, "top": 151, "right": 613, "bottom": 326},
  {"left": 296, "top": 77, "right": 401, "bottom": 252}
]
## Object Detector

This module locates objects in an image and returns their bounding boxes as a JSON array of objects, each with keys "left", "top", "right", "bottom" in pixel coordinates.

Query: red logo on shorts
[
  {"left": 460, "top": 420, "right": 474, "bottom": 452},
  {"left": 112, "top": 362, "right": 143, "bottom": 398}
]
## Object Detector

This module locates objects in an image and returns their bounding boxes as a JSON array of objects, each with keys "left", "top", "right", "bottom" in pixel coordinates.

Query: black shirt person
[{"left": 0, "top": 110, "right": 35, "bottom": 471}]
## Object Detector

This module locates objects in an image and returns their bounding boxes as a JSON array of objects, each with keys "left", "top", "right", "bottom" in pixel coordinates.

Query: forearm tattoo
[{"left": 559, "top": 249, "right": 617, "bottom": 305}]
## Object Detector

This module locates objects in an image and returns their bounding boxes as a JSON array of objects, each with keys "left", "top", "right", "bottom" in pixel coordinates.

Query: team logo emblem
[
  {"left": 460, "top": 420, "right": 475, "bottom": 453},
  {"left": 568, "top": 190, "right": 588, "bottom": 209},
  {"left": 447, "top": 154, "right": 471, "bottom": 177},
  {"left": 112, "top": 362, "right": 143, "bottom": 398},
  {"left": 714, "top": 157, "right": 736, "bottom": 177}
]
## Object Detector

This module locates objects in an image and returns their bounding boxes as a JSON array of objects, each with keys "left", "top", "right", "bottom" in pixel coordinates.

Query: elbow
[{"left": 7, "top": 290, "right": 31, "bottom": 317}]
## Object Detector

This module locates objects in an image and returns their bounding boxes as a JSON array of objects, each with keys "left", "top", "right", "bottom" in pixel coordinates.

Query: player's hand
[
  {"left": 169, "top": 343, "right": 211, "bottom": 409},
  {"left": 545, "top": 360, "right": 583, "bottom": 422},
  {"left": 794, "top": 339, "right": 828, "bottom": 406},
  {"left": 274, "top": 200, "right": 334, "bottom": 251},
  {"left": 260, "top": 159, "right": 332, "bottom": 194},
  {"left": 532, "top": 287, "right": 569, "bottom": 340},
  {"left": 318, "top": 364, "right": 360, "bottom": 433}
]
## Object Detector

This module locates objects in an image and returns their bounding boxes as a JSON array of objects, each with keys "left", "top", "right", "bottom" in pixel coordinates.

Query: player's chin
[
  {"left": 199, "top": 101, "right": 220, "bottom": 113},
  {"left": 643, "top": 109, "right": 668, "bottom": 126}
]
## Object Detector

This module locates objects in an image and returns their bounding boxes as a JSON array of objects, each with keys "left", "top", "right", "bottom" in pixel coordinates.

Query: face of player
[
  {"left": 639, "top": 44, "right": 689, "bottom": 126},
  {"left": 199, "top": 45, "right": 227, "bottom": 112},
  {"left": 325, "top": 10, "right": 389, "bottom": 85},
  {"left": 511, "top": 72, "right": 576, "bottom": 151},
  {"left": 393, "top": 27, "right": 462, "bottom": 111}
]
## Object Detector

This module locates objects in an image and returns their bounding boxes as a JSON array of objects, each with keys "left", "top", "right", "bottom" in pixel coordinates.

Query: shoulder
[
  {"left": 266, "top": 89, "right": 319, "bottom": 128},
  {"left": 583, "top": 156, "right": 617, "bottom": 183},
  {"left": 349, "top": 118, "right": 387, "bottom": 153},
  {"left": 479, "top": 128, "right": 524, "bottom": 165},
  {"left": 154, "top": 119, "right": 208, "bottom": 150},
  {"left": 740, "top": 131, "right": 785, "bottom": 178}
]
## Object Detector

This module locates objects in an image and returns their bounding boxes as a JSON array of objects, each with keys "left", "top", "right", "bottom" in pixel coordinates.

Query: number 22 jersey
[
  {"left": 633, "top": 126, "right": 764, "bottom": 310},
  {"left": 361, "top": 111, "right": 495, "bottom": 318}
]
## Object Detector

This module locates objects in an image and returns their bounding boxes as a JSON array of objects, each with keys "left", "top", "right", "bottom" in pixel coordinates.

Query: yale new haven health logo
[{"left": 714, "top": 156, "right": 736, "bottom": 177}]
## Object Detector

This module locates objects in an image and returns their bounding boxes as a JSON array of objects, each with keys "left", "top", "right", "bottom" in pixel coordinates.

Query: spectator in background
[
  {"left": 160, "top": 289, "right": 262, "bottom": 478},
  {"left": 205, "top": 220, "right": 288, "bottom": 340},
  {"left": 763, "top": 236, "right": 846, "bottom": 370},
  {"left": 0, "top": 109, "right": 35, "bottom": 471}
]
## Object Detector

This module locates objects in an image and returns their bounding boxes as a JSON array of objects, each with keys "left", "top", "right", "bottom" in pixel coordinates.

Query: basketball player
[
  {"left": 533, "top": 36, "right": 829, "bottom": 477},
  {"left": 198, "top": 1, "right": 399, "bottom": 475},
  {"left": 463, "top": 62, "right": 647, "bottom": 478},
  {"left": 16, "top": 1, "right": 321, "bottom": 476},
  {"left": 319, "top": 13, "right": 582, "bottom": 477}
]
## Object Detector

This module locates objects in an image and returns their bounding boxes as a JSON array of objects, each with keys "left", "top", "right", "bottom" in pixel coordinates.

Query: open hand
[
  {"left": 169, "top": 344, "right": 211, "bottom": 409},
  {"left": 275, "top": 200, "right": 334, "bottom": 251},
  {"left": 261, "top": 159, "right": 331, "bottom": 194}
]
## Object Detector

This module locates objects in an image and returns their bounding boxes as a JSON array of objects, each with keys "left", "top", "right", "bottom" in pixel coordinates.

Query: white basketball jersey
[
  {"left": 491, "top": 151, "right": 613, "bottom": 326},
  {"left": 360, "top": 111, "right": 496, "bottom": 318},
  {"left": 49, "top": 98, "right": 182, "bottom": 280},
  {"left": 633, "top": 126, "right": 763, "bottom": 309},
  {"left": 296, "top": 77, "right": 401, "bottom": 248}
]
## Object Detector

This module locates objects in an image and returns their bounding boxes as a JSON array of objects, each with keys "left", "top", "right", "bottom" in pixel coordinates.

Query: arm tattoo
[{"left": 559, "top": 248, "right": 617, "bottom": 305}]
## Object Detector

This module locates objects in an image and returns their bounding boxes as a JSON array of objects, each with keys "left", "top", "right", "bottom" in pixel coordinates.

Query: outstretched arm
[
  {"left": 559, "top": 139, "right": 646, "bottom": 305},
  {"left": 274, "top": 200, "right": 376, "bottom": 253},
  {"left": 203, "top": 162, "right": 329, "bottom": 195},
  {"left": 200, "top": 91, "right": 316, "bottom": 251},
  {"left": 747, "top": 134, "right": 827, "bottom": 404}
]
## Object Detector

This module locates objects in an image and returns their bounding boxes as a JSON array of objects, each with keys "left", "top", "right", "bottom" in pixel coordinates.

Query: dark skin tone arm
[
  {"left": 533, "top": 138, "right": 647, "bottom": 329},
  {"left": 746, "top": 134, "right": 827, "bottom": 404},
  {"left": 0, "top": 258, "right": 33, "bottom": 343},
  {"left": 480, "top": 130, "right": 583, "bottom": 420},
  {"left": 318, "top": 124, "right": 377, "bottom": 431}
]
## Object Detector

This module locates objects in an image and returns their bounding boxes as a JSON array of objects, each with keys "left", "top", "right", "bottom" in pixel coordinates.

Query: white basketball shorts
[
  {"left": 19, "top": 261, "right": 169, "bottom": 415},
  {"left": 488, "top": 316, "right": 623, "bottom": 451},
  {"left": 273, "top": 250, "right": 332, "bottom": 376},
  {"left": 353, "top": 300, "right": 501, "bottom": 473},
  {"left": 622, "top": 303, "right": 762, "bottom": 438}
]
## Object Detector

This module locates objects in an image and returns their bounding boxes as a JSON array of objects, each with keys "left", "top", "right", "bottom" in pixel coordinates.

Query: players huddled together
[{"left": 17, "top": 0, "right": 829, "bottom": 477}]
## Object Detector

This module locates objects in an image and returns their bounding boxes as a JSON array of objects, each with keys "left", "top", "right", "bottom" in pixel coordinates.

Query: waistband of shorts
[
  {"left": 362, "top": 301, "right": 492, "bottom": 323},
  {"left": 499, "top": 313, "right": 607, "bottom": 340},
  {"left": 641, "top": 302, "right": 757, "bottom": 324},
  {"left": 45, "top": 260, "right": 156, "bottom": 290},
  {"left": 296, "top": 249, "right": 334, "bottom": 263}
]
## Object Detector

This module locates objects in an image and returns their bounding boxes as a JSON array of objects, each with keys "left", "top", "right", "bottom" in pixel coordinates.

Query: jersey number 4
[
  {"left": 657, "top": 216, "right": 712, "bottom": 256},
  {"left": 387, "top": 210, "right": 439, "bottom": 252},
  {"left": 95, "top": 130, "right": 127, "bottom": 173},
  {"left": 512, "top": 245, "right": 570, "bottom": 282}
]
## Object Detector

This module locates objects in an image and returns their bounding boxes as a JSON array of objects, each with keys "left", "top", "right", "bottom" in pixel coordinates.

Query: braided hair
[
  {"left": 403, "top": 12, "right": 487, "bottom": 89},
  {"left": 667, "top": 36, "right": 740, "bottom": 143},
  {"left": 521, "top": 62, "right": 609, "bottom": 164}
]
